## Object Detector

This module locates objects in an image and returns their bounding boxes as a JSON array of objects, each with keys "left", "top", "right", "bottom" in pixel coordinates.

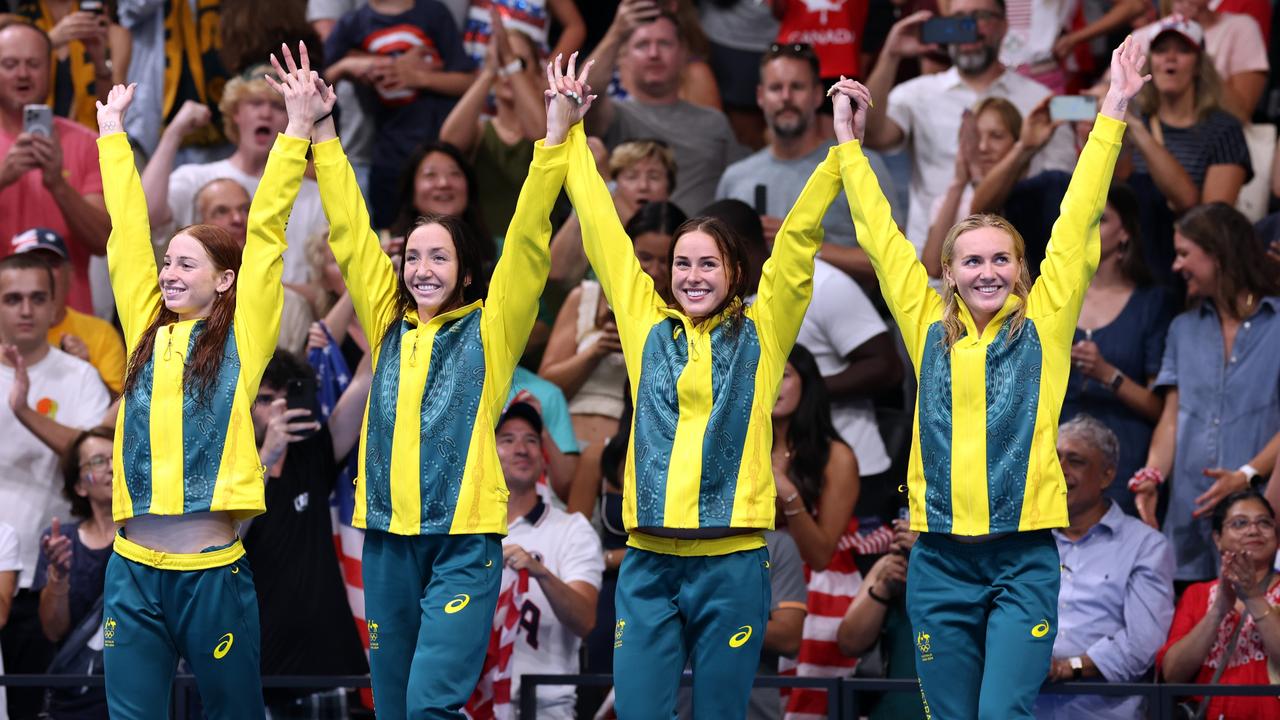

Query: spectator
[
  {"left": 323, "top": 0, "right": 476, "bottom": 229},
  {"left": 1213, "top": 0, "right": 1270, "bottom": 44},
  {"left": 697, "top": 0, "right": 778, "bottom": 148},
  {"left": 115, "top": 0, "right": 231, "bottom": 158},
  {"left": 441, "top": 11, "right": 548, "bottom": 241},
  {"left": 549, "top": 139, "right": 676, "bottom": 288},
  {"left": 606, "top": 0, "right": 723, "bottom": 112},
  {"left": 0, "top": 19, "right": 110, "bottom": 316},
  {"left": 584, "top": 2, "right": 744, "bottom": 216},
  {"left": 861, "top": 0, "right": 1077, "bottom": 252},
  {"left": 462, "top": 0, "right": 586, "bottom": 65},
  {"left": 1059, "top": 186, "right": 1172, "bottom": 516},
  {"left": 836, "top": 519, "right": 925, "bottom": 720},
  {"left": 13, "top": 0, "right": 132, "bottom": 130},
  {"left": 716, "top": 41, "right": 900, "bottom": 285},
  {"left": 1132, "top": 203, "right": 1280, "bottom": 582},
  {"left": 771, "top": 344, "right": 859, "bottom": 719},
  {"left": 218, "top": 0, "right": 321, "bottom": 77},
  {"left": 541, "top": 201, "right": 684, "bottom": 454},
  {"left": 772, "top": 0, "right": 870, "bottom": 83},
  {"left": 245, "top": 351, "right": 369, "bottom": 719},
  {"left": 678, "top": 529, "right": 806, "bottom": 720},
  {"left": 389, "top": 140, "right": 495, "bottom": 264},
  {"left": 10, "top": 227, "right": 125, "bottom": 394},
  {"left": 503, "top": 383, "right": 580, "bottom": 504},
  {"left": 188, "top": 178, "right": 317, "bottom": 355},
  {"left": 0, "top": 519, "right": 19, "bottom": 720},
  {"left": 1125, "top": 17, "right": 1251, "bottom": 284},
  {"left": 924, "top": 97, "right": 1022, "bottom": 278},
  {"left": 33, "top": 426, "right": 116, "bottom": 720},
  {"left": 140, "top": 70, "right": 330, "bottom": 286},
  {"left": 1137, "top": 0, "right": 1268, "bottom": 120},
  {"left": 0, "top": 252, "right": 108, "bottom": 718},
  {"left": 1157, "top": 490, "right": 1280, "bottom": 719},
  {"left": 1034, "top": 415, "right": 1175, "bottom": 720},
  {"left": 495, "top": 401, "right": 602, "bottom": 720}
]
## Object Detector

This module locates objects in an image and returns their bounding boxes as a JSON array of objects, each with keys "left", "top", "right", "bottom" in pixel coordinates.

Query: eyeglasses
[
  {"left": 765, "top": 42, "right": 821, "bottom": 76},
  {"left": 79, "top": 454, "right": 111, "bottom": 472},
  {"left": 1224, "top": 517, "right": 1277, "bottom": 533}
]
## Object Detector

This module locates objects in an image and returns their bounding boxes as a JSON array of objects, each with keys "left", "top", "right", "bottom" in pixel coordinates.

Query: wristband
[
  {"left": 1108, "top": 370, "right": 1125, "bottom": 392},
  {"left": 782, "top": 492, "right": 799, "bottom": 506},
  {"left": 867, "top": 585, "right": 891, "bottom": 605},
  {"left": 1240, "top": 464, "right": 1262, "bottom": 486},
  {"left": 1128, "top": 467, "right": 1163, "bottom": 493},
  {"left": 314, "top": 109, "right": 334, "bottom": 124}
]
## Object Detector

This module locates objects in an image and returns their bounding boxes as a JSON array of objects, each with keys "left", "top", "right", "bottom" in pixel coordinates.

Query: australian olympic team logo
[
  {"left": 367, "top": 619, "right": 380, "bottom": 650},
  {"left": 916, "top": 631, "right": 934, "bottom": 662},
  {"left": 103, "top": 617, "right": 117, "bottom": 647},
  {"left": 614, "top": 619, "right": 626, "bottom": 648}
]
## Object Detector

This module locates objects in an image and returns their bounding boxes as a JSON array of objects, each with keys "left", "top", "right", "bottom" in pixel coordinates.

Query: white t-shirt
[
  {"left": 166, "top": 159, "right": 329, "bottom": 285},
  {"left": 1000, "top": 0, "right": 1079, "bottom": 68},
  {"left": 0, "top": 521, "right": 18, "bottom": 720},
  {"left": 795, "top": 259, "right": 892, "bottom": 476},
  {"left": 0, "top": 349, "right": 110, "bottom": 588},
  {"left": 505, "top": 501, "right": 603, "bottom": 719},
  {"left": 886, "top": 67, "right": 1077, "bottom": 252}
]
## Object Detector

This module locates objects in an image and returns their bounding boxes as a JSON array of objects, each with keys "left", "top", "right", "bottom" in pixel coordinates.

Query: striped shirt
[
  {"left": 1130, "top": 110, "right": 1252, "bottom": 187},
  {"left": 840, "top": 115, "right": 1126, "bottom": 536},
  {"left": 313, "top": 135, "right": 566, "bottom": 536},
  {"left": 564, "top": 124, "right": 840, "bottom": 556},
  {"left": 100, "top": 132, "right": 306, "bottom": 522}
]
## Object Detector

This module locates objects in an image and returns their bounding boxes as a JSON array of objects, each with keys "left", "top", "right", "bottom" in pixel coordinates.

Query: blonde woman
[{"left": 829, "top": 36, "right": 1147, "bottom": 719}]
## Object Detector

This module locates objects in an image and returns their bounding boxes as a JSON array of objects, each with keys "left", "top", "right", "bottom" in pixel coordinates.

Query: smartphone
[
  {"left": 753, "top": 184, "right": 768, "bottom": 215},
  {"left": 23, "top": 105, "right": 53, "bottom": 138},
  {"left": 1050, "top": 95, "right": 1097, "bottom": 122},
  {"left": 920, "top": 16, "right": 979, "bottom": 46},
  {"left": 285, "top": 377, "right": 321, "bottom": 438},
  {"left": 79, "top": 0, "right": 104, "bottom": 12}
]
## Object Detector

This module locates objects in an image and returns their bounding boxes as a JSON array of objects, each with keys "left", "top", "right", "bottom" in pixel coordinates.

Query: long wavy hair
[
  {"left": 1175, "top": 203, "right": 1280, "bottom": 319},
  {"left": 122, "top": 225, "right": 241, "bottom": 399},
  {"left": 391, "top": 142, "right": 495, "bottom": 266},
  {"left": 779, "top": 344, "right": 845, "bottom": 514},
  {"left": 382, "top": 213, "right": 492, "bottom": 342},
  {"left": 938, "top": 214, "right": 1032, "bottom": 351},
  {"left": 666, "top": 216, "right": 751, "bottom": 330}
]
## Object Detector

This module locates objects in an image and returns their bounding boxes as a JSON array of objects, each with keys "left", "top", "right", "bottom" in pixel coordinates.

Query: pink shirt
[{"left": 0, "top": 116, "right": 104, "bottom": 314}]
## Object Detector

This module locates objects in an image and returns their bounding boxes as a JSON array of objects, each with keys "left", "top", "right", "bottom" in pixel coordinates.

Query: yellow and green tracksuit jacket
[
  {"left": 100, "top": 132, "right": 305, "bottom": 524},
  {"left": 563, "top": 124, "right": 841, "bottom": 556},
  {"left": 839, "top": 115, "right": 1126, "bottom": 536},
  {"left": 313, "top": 133, "right": 566, "bottom": 537}
]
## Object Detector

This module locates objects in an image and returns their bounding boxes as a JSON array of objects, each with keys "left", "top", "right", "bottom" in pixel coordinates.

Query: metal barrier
[{"left": 7, "top": 673, "right": 1280, "bottom": 718}]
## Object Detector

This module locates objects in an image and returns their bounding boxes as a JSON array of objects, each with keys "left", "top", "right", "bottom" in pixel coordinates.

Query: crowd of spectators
[{"left": 0, "top": 0, "right": 1278, "bottom": 718}]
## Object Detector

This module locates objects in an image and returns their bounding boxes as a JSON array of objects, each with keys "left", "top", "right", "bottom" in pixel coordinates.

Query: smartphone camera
[{"left": 285, "top": 377, "right": 321, "bottom": 439}]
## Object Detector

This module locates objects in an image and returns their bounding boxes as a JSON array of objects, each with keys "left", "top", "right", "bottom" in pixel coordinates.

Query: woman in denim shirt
[{"left": 1131, "top": 203, "right": 1280, "bottom": 583}]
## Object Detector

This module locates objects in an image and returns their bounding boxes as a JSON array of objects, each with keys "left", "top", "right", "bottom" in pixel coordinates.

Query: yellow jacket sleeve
[
  {"left": 748, "top": 146, "right": 841, "bottom": 359},
  {"left": 236, "top": 133, "right": 308, "bottom": 368},
  {"left": 1027, "top": 114, "right": 1126, "bottom": 335},
  {"left": 313, "top": 136, "right": 401, "bottom": 356},
  {"left": 481, "top": 134, "right": 569, "bottom": 401},
  {"left": 563, "top": 123, "right": 665, "bottom": 379},
  {"left": 99, "top": 132, "right": 160, "bottom": 351},
  {"left": 837, "top": 139, "right": 942, "bottom": 368}
]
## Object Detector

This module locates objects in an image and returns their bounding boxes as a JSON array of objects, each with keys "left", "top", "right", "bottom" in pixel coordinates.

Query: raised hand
[
  {"left": 1020, "top": 96, "right": 1061, "bottom": 153},
  {"left": 95, "top": 83, "right": 136, "bottom": 138},
  {"left": 544, "top": 52, "right": 596, "bottom": 146},
  {"left": 170, "top": 100, "right": 212, "bottom": 138},
  {"left": 1100, "top": 35, "right": 1151, "bottom": 119},
  {"left": 829, "top": 77, "right": 873, "bottom": 146},
  {"left": 266, "top": 42, "right": 337, "bottom": 137},
  {"left": 41, "top": 517, "right": 73, "bottom": 584},
  {"left": 2, "top": 344, "right": 30, "bottom": 412},
  {"left": 1194, "top": 467, "right": 1250, "bottom": 517}
]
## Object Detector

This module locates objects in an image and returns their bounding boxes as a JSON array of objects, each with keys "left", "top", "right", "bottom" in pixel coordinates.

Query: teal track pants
[
  {"left": 613, "top": 546, "right": 771, "bottom": 720},
  {"left": 906, "top": 530, "right": 1060, "bottom": 720},
  {"left": 102, "top": 544, "right": 264, "bottom": 719},
  {"left": 362, "top": 531, "right": 502, "bottom": 720}
]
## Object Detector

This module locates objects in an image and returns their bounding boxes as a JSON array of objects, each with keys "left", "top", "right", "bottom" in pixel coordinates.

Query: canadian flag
[{"left": 464, "top": 568, "right": 530, "bottom": 720}]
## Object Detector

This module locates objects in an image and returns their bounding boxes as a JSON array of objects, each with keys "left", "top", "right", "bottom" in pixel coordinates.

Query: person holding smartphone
[
  {"left": 829, "top": 34, "right": 1148, "bottom": 718},
  {"left": 92, "top": 41, "right": 321, "bottom": 717}
]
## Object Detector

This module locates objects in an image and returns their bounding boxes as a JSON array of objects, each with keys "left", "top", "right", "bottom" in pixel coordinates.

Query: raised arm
[
  {"left": 95, "top": 83, "right": 160, "bottom": 349},
  {"left": 831, "top": 80, "right": 940, "bottom": 360},
  {"left": 237, "top": 43, "right": 332, "bottom": 363},
  {"left": 139, "top": 100, "right": 211, "bottom": 227},
  {"left": 1029, "top": 38, "right": 1144, "bottom": 315}
]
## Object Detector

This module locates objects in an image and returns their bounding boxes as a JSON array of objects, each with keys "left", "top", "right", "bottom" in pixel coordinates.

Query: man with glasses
[
  {"left": 861, "top": 0, "right": 1078, "bottom": 254},
  {"left": 1035, "top": 415, "right": 1174, "bottom": 720},
  {"left": 0, "top": 252, "right": 108, "bottom": 716}
]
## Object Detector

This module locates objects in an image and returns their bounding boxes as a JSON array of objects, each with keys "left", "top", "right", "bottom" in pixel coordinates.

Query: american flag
[{"left": 465, "top": 568, "right": 529, "bottom": 720}]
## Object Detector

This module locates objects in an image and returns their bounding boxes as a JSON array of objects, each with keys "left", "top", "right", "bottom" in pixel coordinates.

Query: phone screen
[
  {"left": 920, "top": 17, "right": 979, "bottom": 46},
  {"left": 1049, "top": 95, "right": 1097, "bottom": 122}
]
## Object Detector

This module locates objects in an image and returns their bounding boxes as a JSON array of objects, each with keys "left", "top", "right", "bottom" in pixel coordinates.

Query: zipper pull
[
  {"left": 408, "top": 329, "right": 418, "bottom": 367},
  {"left": 163, "top": 326, "right": 174, "bottom": 361}
]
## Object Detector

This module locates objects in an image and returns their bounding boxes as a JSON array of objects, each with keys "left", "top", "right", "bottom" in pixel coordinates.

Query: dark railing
[{"left": 8, "top": 673, "right": 1280, "bottom": 718}]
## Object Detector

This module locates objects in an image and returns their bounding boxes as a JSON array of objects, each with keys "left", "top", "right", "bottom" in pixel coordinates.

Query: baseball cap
[
  {"left": 1146, "top": 16, "right": 1205, "bottom": 50},
  {"left": 10, "top": 227, "right": 69, "bottom": 261},
  {"left": 497, "top": 400, "right": 543, "bottom": 436}
]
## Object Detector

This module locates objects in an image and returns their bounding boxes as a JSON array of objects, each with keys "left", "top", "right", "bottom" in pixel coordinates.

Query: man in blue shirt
[{"left": 1035, "top": 415, "right": 1176, "bottom": 720}]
